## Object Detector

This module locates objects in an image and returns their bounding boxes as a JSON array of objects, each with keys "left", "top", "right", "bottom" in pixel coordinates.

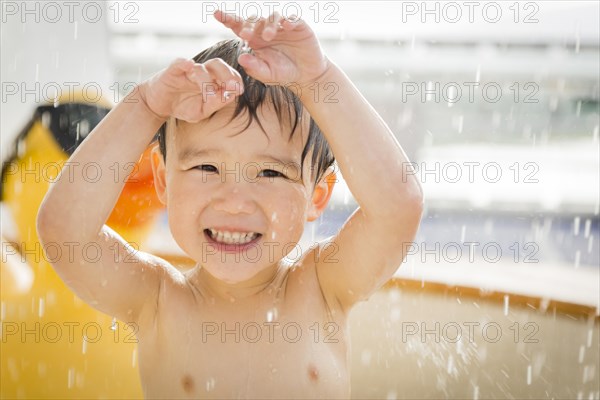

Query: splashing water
[
  {"left": 266, "top": 308, "right": 278, "bottom": 322},
  {"left": 67, "top": 367, "right": 75, "bottom": 389},
  {"left": 206, "top": 377, "right": 215, "bottom": 392},
  {"left": 132, "top": 348, "right": 137, "bottom": 368},
  {"left": 361, "top": 349, "right": 372, "bottom": 366},
  {"left": 110, "top": 317, "right": 117, "bottom": 331},
  {"left": 38, "top": 297, "right": 45, "bottom": 318},
  {"left": 472, "top": 385, "right": 479, "bottom": 400},
  {"left": 242, "top": 40, "right": 250, "bottom": 53}
]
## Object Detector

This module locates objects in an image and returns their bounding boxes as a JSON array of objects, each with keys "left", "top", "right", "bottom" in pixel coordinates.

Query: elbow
[
  {"left": 410, "top": 181, "right": 425, "bottom": 217},
  {"left": 36, "top": 199, "right": 60, "bottom": 245},
  {"left": 404, "top": 175, "right": 424, "bottom": 216},
  {"left": 387, "top": 181, "right": 424, "bottom": 226},
  {"left": 402, "top": 191, "right": 424, "bottom": 224},
  {"left": 36, "top": 205, "right": 52, "bottom": 246}
]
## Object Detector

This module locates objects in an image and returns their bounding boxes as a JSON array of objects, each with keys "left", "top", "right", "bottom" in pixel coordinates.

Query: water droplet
[
  {"left": 132, "top": 348, "right": 137, "bottom": 367},
  {"left": 206, "top": 377, "right": 215, "bottom": 391},
  {"left": 460, "top": 225, "right": 466, "bottom": 243},
  {"left": 110, "top": 318, "right": 117, "bottom": 331},
  {"left": 453, "top": 114, "right": 464, "bottom": 132},
  {"left": 266, "top": 308, "right": 278, "bottom": 322},
  {"left": 584, "top": 219, "right": 591, "bottom": 238},
  {"left": 101, "top": 278, "right": 108, "bottom": 287},
  {"left": 579, "top": 345, "right": 585, "bottom": 363},
  {"left": 446, "top": 355, "right": 454, "bottom": 374},
  {"left": 526, "top": 364, "right": 532, "bottom": 385},
  {"left": 574, "top": 216, "right": 581, "bottom": 235},
  {"left": 503, "top": 295, "right": 509, "bottom": 316},
  {"left": 361, "top": 349, "right": 372, "bottom": 366},
  {"left": 241, "top": 39, "right": 250, "bottom": 53},
  {"left": 38, "top": 298, "right": 45, "bottom": 318},
  {"left": 68, "top": 367, "right": 75, "bottom": 389},
  {"left": 82, "top": 337, "right": 88, "bottom": 355},
  {"left": 539, "top": 298, "right": 550, "bottom": 313}
]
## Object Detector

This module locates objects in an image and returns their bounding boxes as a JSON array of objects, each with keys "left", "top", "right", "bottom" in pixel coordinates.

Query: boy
[{"left": 37, "top": 10, "right": 423, "bottom": 399}]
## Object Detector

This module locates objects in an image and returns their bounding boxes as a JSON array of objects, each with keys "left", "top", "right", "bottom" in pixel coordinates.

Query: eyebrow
[{"left": 178, "top": 147, "right": 300, "bottom": 169}]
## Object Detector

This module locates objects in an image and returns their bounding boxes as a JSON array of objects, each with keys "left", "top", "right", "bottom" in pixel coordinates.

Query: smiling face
[{"left": 151, "top": 101, "right": 333, "bottom": 284}]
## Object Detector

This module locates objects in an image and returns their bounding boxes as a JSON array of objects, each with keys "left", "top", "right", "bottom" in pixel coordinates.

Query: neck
[{"left": 190, "top": 262, "right": 283, "bottom": 302}]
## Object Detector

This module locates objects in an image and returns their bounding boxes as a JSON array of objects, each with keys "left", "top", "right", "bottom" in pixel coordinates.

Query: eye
[
  {"left": 258, "top": 169, "right": 286, "bottom": 179},
  {"left": 195, "top": 164, "right": 218, "bottom": 173}
]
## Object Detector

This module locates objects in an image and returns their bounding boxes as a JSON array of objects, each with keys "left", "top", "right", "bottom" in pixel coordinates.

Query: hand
[
  {"left": 214, "top": 10, "right": 330, "bottom": 87},
  {"left": 138, "top": 58, "right": 244, "bottom": 123}
]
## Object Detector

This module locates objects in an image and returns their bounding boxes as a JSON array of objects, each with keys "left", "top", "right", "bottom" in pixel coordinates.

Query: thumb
[{"left": 238, "top": 53, "right": 273, "bottom": 83}]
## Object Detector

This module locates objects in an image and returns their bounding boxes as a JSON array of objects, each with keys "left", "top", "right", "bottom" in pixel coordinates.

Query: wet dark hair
[{"left": 156, "top": 39, "right": 335, "bottom": 185}]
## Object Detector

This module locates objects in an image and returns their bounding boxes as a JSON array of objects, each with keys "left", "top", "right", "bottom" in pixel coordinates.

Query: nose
[{"left": 211, "top": 182, "right": 257, "bottom": 215}]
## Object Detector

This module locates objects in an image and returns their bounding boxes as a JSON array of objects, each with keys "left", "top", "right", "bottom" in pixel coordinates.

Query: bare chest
[{"left": 137, "top": 268, "right": 350, "bottom": 399}]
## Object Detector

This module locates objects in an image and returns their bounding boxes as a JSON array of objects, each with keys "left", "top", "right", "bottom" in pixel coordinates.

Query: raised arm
[
  {"left": 215, "top": 11, "right": 423, "bottom": 312},
  {"left": 300, "top": 63, "right": 423, "bottom": 311},
  {"left": 37, "top": 58, "right": 244, "bottom": 322}
]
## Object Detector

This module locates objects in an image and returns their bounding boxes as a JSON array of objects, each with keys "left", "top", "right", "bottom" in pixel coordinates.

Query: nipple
[
  {"left": 308, "top": 364, "right": 319, "bottom": 381},
  {"left": 181, "top": 374, "right": 195, "bottom": 394}
]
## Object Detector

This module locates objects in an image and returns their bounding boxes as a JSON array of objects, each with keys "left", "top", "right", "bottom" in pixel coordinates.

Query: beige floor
[{"left": 348, "top": 286, "right": 599, "bottom": 399}]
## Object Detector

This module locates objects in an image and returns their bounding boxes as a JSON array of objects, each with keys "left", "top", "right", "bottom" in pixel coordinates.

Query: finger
[
  {"left": 250, "top": 17, "right": 268, "bottom": 41},
  {"left": 169, "top": 58, "right": 195, "bottom": 74},
  {"left": 203, "top": 58, "right": 244, "bottom": 94},
  {"left": 262, "top": 12, "right": 283, "bottom": 41},
  {"left": 202, "top": 90, "right": 238, "bottom": 117},
  {"left": 237, "top": 53, "right": 272, "bottom": 83},
  {"left": 281, "top": 15, "right": 308, "bottom": 32},
  {"left": 213, "top": 10, "right": 244, "bottom": 35},
  {"left": 239, "top": 16, "right": 257, "bottom": 40},
  {"left": 185, "top": 63, "right": 213, "bottom": 89}
]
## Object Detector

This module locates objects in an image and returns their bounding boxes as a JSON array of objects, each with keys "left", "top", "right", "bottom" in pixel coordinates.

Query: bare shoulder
[
  {"left": 285, "top": 238, "right": 347, "bottom": 321},
  {"left": 134, "top": 253, "right": 192, "bottom": 329}
]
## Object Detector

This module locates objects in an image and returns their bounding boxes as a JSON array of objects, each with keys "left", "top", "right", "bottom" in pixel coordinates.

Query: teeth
[{"left": 207, "top": 229, "right": 259, "bottom": 245}]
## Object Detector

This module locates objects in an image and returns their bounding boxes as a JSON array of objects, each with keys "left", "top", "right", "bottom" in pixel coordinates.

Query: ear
[
  {"left": 307, "top": 168, "right": 336, "bottom": 222},
  {"left": 150, "top": 144, "right": 168, "bottom": 205}
]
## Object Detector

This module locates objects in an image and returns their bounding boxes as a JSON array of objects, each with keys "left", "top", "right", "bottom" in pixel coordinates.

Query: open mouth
[{"left": 204, "top": 228, "right": 262, "bottom": 246}]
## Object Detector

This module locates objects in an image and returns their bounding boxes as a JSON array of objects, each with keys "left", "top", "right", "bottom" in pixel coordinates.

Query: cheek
[
  {"left": 264, "top": 184, "right": 310, "bottom": 224},
  {"left": 165, "top": 174, "right": 204, "bottom": 226}
]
